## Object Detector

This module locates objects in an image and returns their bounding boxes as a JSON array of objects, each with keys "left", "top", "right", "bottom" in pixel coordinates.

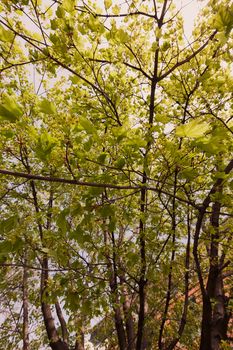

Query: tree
[{"left": 0, "top": 0, "right": 233, "bottom": 349}]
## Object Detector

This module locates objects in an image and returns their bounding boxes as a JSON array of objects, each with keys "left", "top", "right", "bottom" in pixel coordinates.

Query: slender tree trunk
[
  {"left": 136, "top": 183, "right": 147, "bottom": 350},
  {"left": 200, "top": 188, "right": 231, "bottom": 349},
  {"left": 109, "top": 268, "right": 127, "bottom": 350},
  {"left": 109, "top": 231, "right": 127, "bottom": 350},
  {"left": 74, "top": 328, "right": 85, "bottom": 350},
  {"left": 136, "top": 5, "right": 170, "bottom": 348},
  {"left": 211, "top": 272, "right": 230, "bottom": 349},
  {"left": 30, "top": 179, "right": 69, "bottom": 350},
  {"left": 158, "top": 170, "right": 178, "bottom": 350},
  {"left": 41, "top": 257, "right": 69, "bottom": 350},
  {"left": 114, "top": 306, "right": 127, "bottom": 350},
  {"left": 55, "top": 301, "right": 69, "bottom": 343},
  {"left": 209, "top": 204, "right": 231, "bottom": 349},
  {"left": 120, "top": 281, "right": 135, "bottom": 349},
  {"left": 165, "top": 207, "right": 191, "bottom": 350},
  {"left": 23, "top": 255, "right": 30, "bottom": 350},
  {"left": 199, "top": 295, "right": 212, "bottom": 350}
]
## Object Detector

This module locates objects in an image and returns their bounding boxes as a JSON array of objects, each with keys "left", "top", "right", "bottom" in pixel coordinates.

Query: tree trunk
[
  {"left": 74, "top": 331, "right": 85, "bottom": 350},
  {"left": 136, "top": 184, "right": 147, "bottom": 350},
  {"left": 50, "top": 340, "right": 69, "bottom": 350},
  {"left": 41, "top": 257, "right": 69, "bottom": 350},
  {"left": 108, "top": 230, "right": 127, "bottom": 350},
  {"left": 55, "top": 301, "right": 69, "bottom": 343},
  {"left": 121, "top": 283, "right": 135, "bottom": 349},
  {"left": 199, "top": 295, "right": 212, "bottom": 350},
  {"left": 200, "top": 190, "right": 231, "bottom": 349},
  {"left": 209, "top": 269, "right": 230, "bottom": 350},
  {"left": 23, "top": 256, "right": 30, "bottom": 350},
  {"left": 200, "top": 271, "right": 230, "bottom": 350},
  {"left": 114, "top": 306, "right": 127, "bottom": 350}
]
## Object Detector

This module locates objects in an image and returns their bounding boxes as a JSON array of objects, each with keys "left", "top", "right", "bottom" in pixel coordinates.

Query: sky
[{"left": 177, "top": 0, "right": 207, "bottom": 37}]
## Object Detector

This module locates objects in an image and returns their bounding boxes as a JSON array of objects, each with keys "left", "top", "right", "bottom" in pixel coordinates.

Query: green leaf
[
  {"left": 115, "top": 157, "right": 125, "bottom": 169},
  {"left": 181, "top": 167, "right": 199, "bottom": 180},
  {"left": 194, "top": 135, "right": 225, "bottom": 154},
  {"left": 62, "top": 0, "right": 75, "bottom": 12},
  {"left": 112, "top": 5, "right": 120, "bottom": 15},
  {"left": 97, "top": 152, "right": 107, "bottom": 163},
  {"left": 214, "top": 7, "right": 233, "bottom": 35},
  {"left": 127, "top": 251, "right": 139, "bottom": 265},
  {"left": 99, "top": 205, "right": 115, "bottom": 218},
  {"left": 41, "top": 247, "right": 50, "bottom": 254},
  {"left": 88, "top": 187, "right": 105, "bottom": 196},
  {"left": 116, "top": 29, "right": 129, "bottom": 43},
  {"left": 108, "top": 217, "right": 116, "bottom": 231},
  {"left": 81, "top": 299, "right": 92, "bottom": 314},
  {"left": 70, "top": 75, "right": 80, "bottom": 84},
  {"left": 0, "top": 94, "right": 23, "bottom": 122},
  {"left": 127, "top": 136, "right": 147, "bottom": 148},
  {"left": 0, "top": 241, "right": 13, "bottom": 259},
  {"left": 1, "top": 129, "right": 15, "bottom": 138},
  {"left": 57, "top": 209, "right": 70, "bottom": 233},
  {"left": 156, "top": 115, "right": 170, "bottom": 124},
  {"left": 12, "top": 237, "right": 23, "bottom": 252},
  {"left": 39, "top": 99, "right": 56, "bottom": 115},
  {"left": 50, "top": 19, "right": 58, "bottom": 30},
  {"left": 0, "top": 215, "right": 19, "bottom": 234},
  {"left": 79, "top": 117, "right": 96, "bottom": 134},
  {"left": 70, "top": 226, "right": 92, "bottom": 244},
  {"left": 56, "top": 5, "right": 65, "bottom": 18},
  {"left": 35, "top": 132, "right": 57, "bottom": 160},
  {"left": 176, "top": 119, "right": 209, "bottom": 138},
  {"left": 104, "top": 0, "right": 112, "bottom": 10},
  {"left": 0, "top": 25, "right": 14, "bottom": 42},
  {"left": 113, "top": 127, "right": 127, "bottom": 143},
  {"left": 83, "top": 137, "right": 93, "bottom": 151}
]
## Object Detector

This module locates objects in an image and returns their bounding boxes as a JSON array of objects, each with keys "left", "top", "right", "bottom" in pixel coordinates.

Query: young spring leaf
[
  {"left": 0, "top": 94, "right": 23, "bottom": 122},
  {"left": 38, "top": 99, "right": 56, "bottom": 115},
  {"left": 104, "top": 0, "right": 112, "bottom": 10},
  {"left": 62, "top": 0, "right": 75, "bottom": 12},
  {"left": 0, "top": 25, "right": 14, "bottom": 42},
  {"left": 79, "top": 117, "right": 96, "bottom": 134},
  {"left": 176, "top": 119, "right": 209, "bottom": 138}
]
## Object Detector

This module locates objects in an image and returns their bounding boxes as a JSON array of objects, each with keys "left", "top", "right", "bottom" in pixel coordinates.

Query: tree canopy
[{"left": 0, "top": 1, "right": 233, "bottom": 349}]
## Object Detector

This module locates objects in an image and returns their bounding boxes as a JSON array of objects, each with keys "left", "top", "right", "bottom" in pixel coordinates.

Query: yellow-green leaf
[
  {"left": 79, "top": 117, "right": 95, "bottom": 134},
  {"left": 117, "top": 29, "right": 129, "bottom": 43},
  {"left": 112, "top": 5, "right": 120, "bottom": 15},
  {"left": 39, "top": 99, "right": 56, "bottom": 115},
  {"left": 0, "top": 94, "right": 23, "bottom": 122},
  {"left": 62, "top": 0, "right": 75, "bottom": 12},
  {"left": 176, "top": 120, "right": 209, "bottom": 138},
  {"left": 104, "top": 0, "right": 112, "bottom": 10},
  {"left": 0, "top": 25, "right": 14, "bottom": 42}
]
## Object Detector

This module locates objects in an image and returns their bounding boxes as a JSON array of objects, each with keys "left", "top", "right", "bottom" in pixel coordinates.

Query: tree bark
[
  {"left": 200, "top": 189, "right": 231, "bottom": 350},
  {"left": 136, "top": 184, "right": 147, "bottom": 350},
  {"left": 30, "top": 180, "right": 69, "bottom": 350},
  {"left": 109, "top": 245, "right": 127, "bottom": 350},
  {"left": 165, "top": 207, "right": 191, "bottom": 350},
  {"left": 55, "top": 301, "right": 69, "bottom": 343},
  {"left": 74, "top": 330, "right": 85, "bottom": 350},
  {"left": 121, "top": 283, "right": 135, "bottom": 349},
  {"left": 23, "top": 255, "right": 30, "bottom": 350},
  {"left": 41, "top": 257, "right": 69, "bottom": 350}
]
